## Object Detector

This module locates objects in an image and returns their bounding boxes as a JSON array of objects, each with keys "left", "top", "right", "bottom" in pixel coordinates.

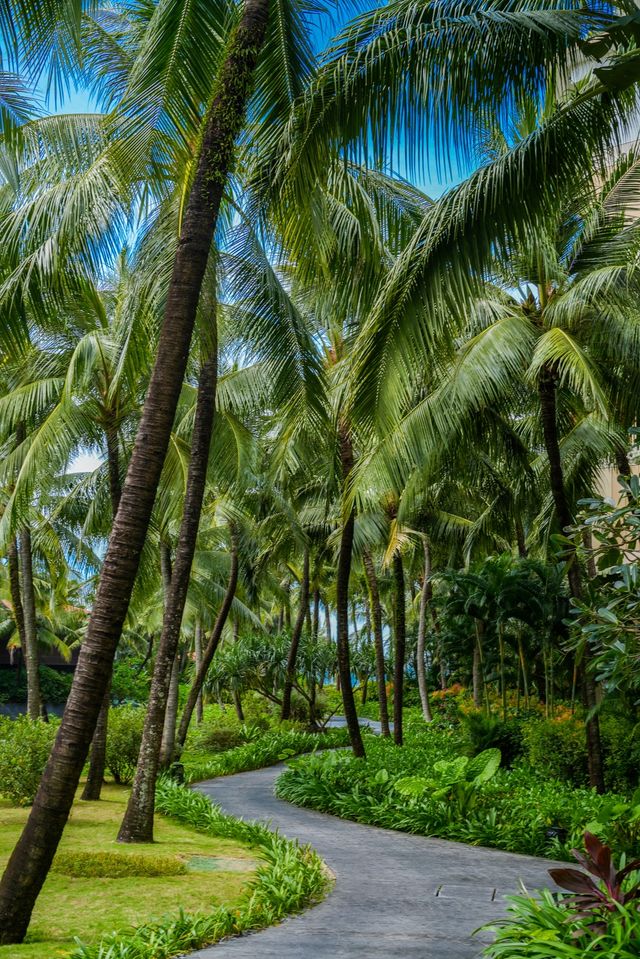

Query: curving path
[{"left": 189, "top": 729, "right": 557, "bottom": 959}]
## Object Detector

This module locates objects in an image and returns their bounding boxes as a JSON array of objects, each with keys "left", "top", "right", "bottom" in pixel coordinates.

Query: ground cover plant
[
  {"left": 69, "top": 778, "right": 329, "bottom": 959},
  {"left": 182, "top": 726, "right": 353, "bottom": 784},
  {"left": 482, "top": 833, "right": 640, "bottom": 958},
  {"left": 275, "top": 722, "right": 631, "bottom": 860},
  {"left": 0, "top": 783, "right": 256, "bottom": 959}
]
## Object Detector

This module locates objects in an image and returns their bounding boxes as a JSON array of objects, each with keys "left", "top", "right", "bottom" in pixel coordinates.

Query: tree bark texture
[
  {"left": 18, "top": 527, "right": 42, "bottom": 721},
  {"left": 83, "top": 427, "right": 121, "bottom": 801},
  {"left": 118, "top": 345, "right": 218, "bottom": 842}
]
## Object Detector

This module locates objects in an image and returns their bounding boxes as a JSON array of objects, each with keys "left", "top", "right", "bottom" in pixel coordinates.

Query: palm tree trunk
[
  {"left": 159, "top": 650, "right": 181, "bottom": 767},
  {"left": 517, "top": 634, "right": 530, "bottom": 710},
  {"left": 362, "top": 549, "right": 390, "bottom": 736},
  {"left": 0, "top": 0, "right": 270, "bottom": 938},
  {"left": 498, "top": 622, "right": 507, "bottom": 720},
  {"left": 336, "top": 423, "right": 365, "bottom": 758},
  {"left": 324, "top": 600, "right": 332, "bottom": 643},
  {"left": 7, "top": 538, "right": 28, "bottom": 694},
  {"left": 194, "top": 620, "right": 204, "bottom": 724},
  {"left": 175, "top": 527, "right": 239, "bottom": 752},
  {"left": 281, "top": 546, "right": 310, "bottom": 720},
  {"left": 118, "top": 346, "right": 218, "bottom": 843},
  {"left": 83, "top": 424, "right": 121, "bottom": 801},
  {"left": 392, "top": 551, "right": 406, "bottom": 746},
  {"left": 232, "top": 689, "right": 244, "bottom": 721},
  {"left": 538, "top": 369, "right": 604, "bottom": 793},
  {"left": 416, "top": 536, "right": 433, "bottom": 723},
  {"left": 18, "top": 527, "right": 42, "bottom": 722},
  {"left": 312, "top": 588, "right": 320, "bottom": 642}
]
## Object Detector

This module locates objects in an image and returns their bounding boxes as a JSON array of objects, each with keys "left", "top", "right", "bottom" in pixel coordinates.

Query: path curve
[{"left": 190, "top": 735, "right": 556, "bottom": 959}]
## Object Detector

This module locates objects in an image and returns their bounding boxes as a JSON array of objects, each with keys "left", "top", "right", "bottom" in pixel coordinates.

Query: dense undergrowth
[
  {"left": 275, "top": 717, "right": 635, "bottom": 861},
  {"left": 182, "top": 726, "right": 352, "bottom": 783}
]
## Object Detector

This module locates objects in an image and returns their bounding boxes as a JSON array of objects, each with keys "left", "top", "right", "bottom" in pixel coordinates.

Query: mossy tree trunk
[{"left": 392, "top": 551, "right": 406, "bottom": 746}]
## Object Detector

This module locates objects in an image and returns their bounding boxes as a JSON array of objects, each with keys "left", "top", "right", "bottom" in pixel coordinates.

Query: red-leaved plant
[{"left": 549, "top": 832, "right": 640, "bottom": 934}]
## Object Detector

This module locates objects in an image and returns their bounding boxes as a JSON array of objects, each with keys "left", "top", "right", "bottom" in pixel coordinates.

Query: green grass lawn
[{"left": 0, "top": 784, "right": 257, "bottom": 959}]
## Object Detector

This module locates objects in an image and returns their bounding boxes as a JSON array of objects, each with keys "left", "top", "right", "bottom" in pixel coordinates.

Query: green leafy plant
[
  {"left": 52, "top": 851, "right": 187, "bottom": 878},
  {"left": 394, "top": 748, "right": 501, "bottom": 813},
  {"left": 105, "top": 705, "right": 145, "bottom": 785},
  {"left": 0, "top": 715, "right": 57, "bottom": 805},
  {"left": 69, "top": 778, "right": 329, "bottom": 959},
  {"left": 549, "top": 832, "right": 640, "bottom": 933},
  {"left": 482, "top": 888, "right": 640, "bottom": 958},
  {"left": 585, "top": 788, "right": 640, "bottom": 857}
]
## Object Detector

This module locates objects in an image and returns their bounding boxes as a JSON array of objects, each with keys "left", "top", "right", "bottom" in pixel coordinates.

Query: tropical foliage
[{"left": 2, "top": 0, "right": 640, "bottom": 949}]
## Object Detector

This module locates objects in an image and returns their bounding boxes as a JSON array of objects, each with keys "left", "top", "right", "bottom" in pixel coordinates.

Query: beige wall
[{"left": 595, "top": 463, "right": 640, "bottom": 503}]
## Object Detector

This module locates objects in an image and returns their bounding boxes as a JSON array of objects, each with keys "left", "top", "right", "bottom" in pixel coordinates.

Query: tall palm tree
[{"left": 0, "top": 0, "right": 277, "bottom": 937}]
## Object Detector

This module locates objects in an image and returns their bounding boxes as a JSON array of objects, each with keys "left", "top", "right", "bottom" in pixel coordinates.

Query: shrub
[
  {"left": 0, "top": 715, "right": 57, "bottom": 805},
  {"left": 482, "top": 889, "right": 640, "bottom": 958},
  {"left": 463, "top": 712, "right": 524, "bottom": 767},
  {"left": 187, "top": 725, "right": 246, "bottom": 754},
  {"left": 600, "top": 714, "right": 640, "bottom": 793},
  {"left": 0, "top": 665, "right": 72, "bottom": 705},
  {"left": 111, "top": 659, "right": 151, "bottom": 704},
  {"left": 52, "top": 850, "right": 186, "bottom": 878},
  {"left": 105, "top": 705, "right": 145, "bottom": 784},
  {"left": 522, "top": 716, "right": 588, "bottom": 786}
]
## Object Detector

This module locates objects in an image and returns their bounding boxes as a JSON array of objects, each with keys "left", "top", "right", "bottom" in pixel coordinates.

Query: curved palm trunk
[
  {"left": 0, "top": 5, "right": 270, "bottom": 936},
  {"left": 83, "top": 427, "right": 121, "bottom": 801},
  {"left": 18, "top": 527, "right": 43, "bottom": 721},
  {"left": 392, "top": 551, "right": 406, "bottom": 746},
  {"left": 336, "top": 424, "right": 365, "bottom": 758},
  {"left": 362, "top": 548, "right": 390, "bottom": 736},
  {"left": 175, "top": 527, "right": 239, "bottom": 753},
  {"left": 416, "top": 536, "right": 433, "bottom": 723},
  {"left": 281, "top": 546, "right": 310, "bottom": 720},
  {"left": 538, "top": 370, "right": 604, "bottom": 793},
  {"left": 118, "top": 346, "right": 218, "bottom": 843}
]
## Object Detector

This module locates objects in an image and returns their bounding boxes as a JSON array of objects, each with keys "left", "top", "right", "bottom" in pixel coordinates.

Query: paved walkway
[{"left": 190, "top": 744, "right": 556, "bottom": 959}]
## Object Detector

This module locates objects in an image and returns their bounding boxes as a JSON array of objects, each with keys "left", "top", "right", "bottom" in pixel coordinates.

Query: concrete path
[{"left": 190, "top": 756, "right": 556, "bottom": 959}]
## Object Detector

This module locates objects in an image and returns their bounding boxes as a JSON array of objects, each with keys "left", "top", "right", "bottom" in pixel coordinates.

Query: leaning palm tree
[{"left": 0, "top": 0, "right": 287, "bottom": 938}]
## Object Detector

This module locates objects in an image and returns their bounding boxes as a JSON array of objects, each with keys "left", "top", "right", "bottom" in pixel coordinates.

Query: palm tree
[{"left": 0, "top": 0, "right": 276, "bottom": 937}]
